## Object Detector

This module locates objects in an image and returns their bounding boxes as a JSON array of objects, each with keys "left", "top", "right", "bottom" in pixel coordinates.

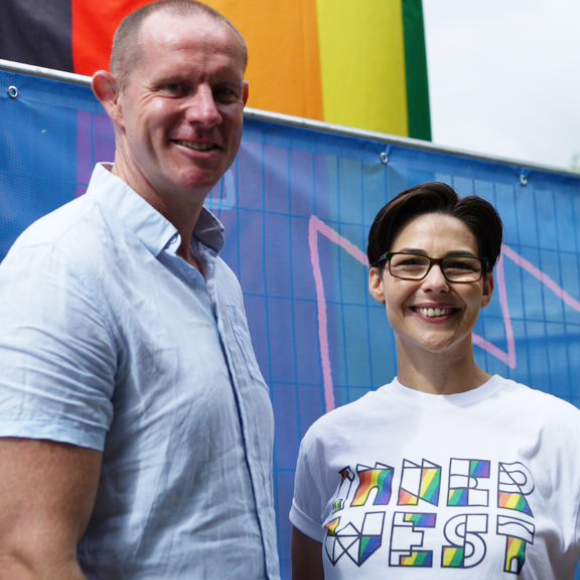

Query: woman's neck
[{"left": 396, "top": 341, "right": 490, "bottom": 395}]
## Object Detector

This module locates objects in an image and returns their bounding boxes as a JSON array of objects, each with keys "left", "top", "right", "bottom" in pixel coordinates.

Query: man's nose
[{"left": 185, "top": 85, "right": 222, "bottom": 127}]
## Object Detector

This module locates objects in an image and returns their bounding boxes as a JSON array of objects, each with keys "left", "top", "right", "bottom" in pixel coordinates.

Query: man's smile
[{"left": 172, "top": 139, "right": 219, "bottom": 152}]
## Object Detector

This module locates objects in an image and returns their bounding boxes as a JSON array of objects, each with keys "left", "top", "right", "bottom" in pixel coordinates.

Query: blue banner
[{"left": 1, "top": 68, "right": 580, "bottom": 578}]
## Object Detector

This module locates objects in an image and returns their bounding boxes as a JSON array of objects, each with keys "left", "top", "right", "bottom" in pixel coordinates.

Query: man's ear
[
  {"left": 92, "top": 70, "right": 124, "bottom": 127},
  {"left": 481, "top": 271, "right": 494, "bottom": 308},
  {"left": 242, "top": 80, "right": 249, "bottom": 107},
  {"left": 369, "top": 267, "right": 386, "bottom": 303}
]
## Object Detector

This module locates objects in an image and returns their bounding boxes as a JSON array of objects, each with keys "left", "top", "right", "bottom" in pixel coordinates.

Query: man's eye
[
  {"left": 161, "top": 83, "right": 187, "bottom": 96},
  {"left": 214, "top": 86, "right": 240, "bottom": 103}
]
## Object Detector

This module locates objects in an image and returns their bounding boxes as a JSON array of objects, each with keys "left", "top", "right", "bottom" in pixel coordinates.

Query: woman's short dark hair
[{"left": 367, "top": 182, "right": 503, "bottom": 272}]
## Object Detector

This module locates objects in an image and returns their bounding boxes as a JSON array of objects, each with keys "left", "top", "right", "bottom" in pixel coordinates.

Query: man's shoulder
[
  {"left": 5, "top": 194, "right": 103, "bottom": 261},
  {"left": 0, "top": 196, "right": 113, "bottom": 304}
]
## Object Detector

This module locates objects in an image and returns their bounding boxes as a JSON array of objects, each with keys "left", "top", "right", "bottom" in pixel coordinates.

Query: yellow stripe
[
  {"left": 442, "top": 547, "right": 458, "bottom": 567},
  {"left": 316, "top": 0, "right": 408, "bottom": 135}
]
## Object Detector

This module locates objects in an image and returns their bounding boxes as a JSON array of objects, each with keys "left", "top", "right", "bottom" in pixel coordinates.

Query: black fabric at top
[{"left": 0, "top": 0, "right": 73, "bottom": 71}]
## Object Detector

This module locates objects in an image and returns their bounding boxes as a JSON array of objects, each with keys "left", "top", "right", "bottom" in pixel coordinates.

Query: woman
[{"left": 290, "top": 182, "right": 580, "bottom": 579}]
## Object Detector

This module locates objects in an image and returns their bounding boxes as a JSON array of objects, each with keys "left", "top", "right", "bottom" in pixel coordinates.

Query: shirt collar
[{"left": 85, "top": 163, "right": 225, "bottom": 256}]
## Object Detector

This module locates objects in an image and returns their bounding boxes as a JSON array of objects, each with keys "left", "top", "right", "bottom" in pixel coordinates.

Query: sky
[{"left": 422, "top": 0, "right": 580, "bottom": 172}]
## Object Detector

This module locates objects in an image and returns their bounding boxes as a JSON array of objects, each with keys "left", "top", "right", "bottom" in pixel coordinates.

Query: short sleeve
[
  {"left": 289, "top": 433, "right": 325, "bottom": 542},
  {"left": 570, "top": 407, "right": 580, "bottom": 551},
  {"left": 0, "top": 241, "right": 116, "bottom": 450}
]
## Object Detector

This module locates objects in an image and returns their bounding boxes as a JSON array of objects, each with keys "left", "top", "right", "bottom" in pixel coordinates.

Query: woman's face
[{"left": 369, "top": 212, "right": 494, "bottom": 360}]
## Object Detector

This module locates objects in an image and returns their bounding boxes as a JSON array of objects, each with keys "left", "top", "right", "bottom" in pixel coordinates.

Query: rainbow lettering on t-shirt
[
  {"left": 497, "top": 514, "right": 535, "bottom": 574},
  {"left": 498, "top": 462, "right": 534, "bottom": 516},
  {"left": 442, "top": 514, "right": 488, "bottom": 568},
  {"left": 498, "top": 492, "right": 532, "bottom": 514},
  {"left": 504, "top": 537, "right": 528, "bottom": 574},
  {"left": 448, "top": 458, "right": 491, "bottom": 507},
  {"left": 324, "top": 512, "right": 385, "bottom": 566},
  {"left": 325, "top": 518, "right": 340, "bottom": 536},
  {"left": 352, "top": 463, "right": 394, "bottom": 506},
  {"left": 442, "top": 545, "right": 464, "bottom": 568},
  {"left": 404, "top": 512, "right": 436, "bottom": 527},
  {"left": 390, "top": 511, "right": 437, "bottom": 567},
  {"left": 331, "top": 466, "right": 354, "bottom": 514},
  {"left": 323, "top": 457, "right": 538, "bottom": 574},
  {"left": 399, "top": 551, "right": 433, "bottom": 567},
  {"left": 398, "top": 459, "right": 441, "bottom": 506}
]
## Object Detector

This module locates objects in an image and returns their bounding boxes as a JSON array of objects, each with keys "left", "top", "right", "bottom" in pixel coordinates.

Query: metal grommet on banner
[
  {"left": 7, "top": 86, "right": 19, "bottom": 99},
  {"left": 379, "top": 145, "right": 392, "bottom": 165},
  {"left": 519, "top": 169, "right": 529, "bottom": 186}
]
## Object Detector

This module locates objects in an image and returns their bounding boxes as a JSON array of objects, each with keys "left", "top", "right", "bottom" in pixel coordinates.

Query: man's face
[{"left": 110, "top": 11, "right": 248, "bottom": 208}]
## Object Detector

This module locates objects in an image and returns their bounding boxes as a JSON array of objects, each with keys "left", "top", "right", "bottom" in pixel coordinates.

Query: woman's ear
[
  {"left": 481, "top": 271, "right": 494, "bottom": 308},
  {"left": 369, "top": 267, "right": 386, "bottom": 303}
]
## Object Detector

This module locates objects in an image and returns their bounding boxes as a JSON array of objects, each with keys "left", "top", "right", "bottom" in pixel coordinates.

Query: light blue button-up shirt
[{"left": 0, "top": 164, "right": 280, "bottom": 579}]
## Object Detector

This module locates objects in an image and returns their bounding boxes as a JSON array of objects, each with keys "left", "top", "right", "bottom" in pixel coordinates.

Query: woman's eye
[
  {"left": 397, "top": 257, "right": 426, "bottom": 268},
  {"left": 446, "top": 260, "right": 478, "bottom": 272}
]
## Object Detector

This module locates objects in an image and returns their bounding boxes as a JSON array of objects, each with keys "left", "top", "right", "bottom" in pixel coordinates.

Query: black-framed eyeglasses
[{"left": 373, "top": 251, "right": 488, "bottom": 283}]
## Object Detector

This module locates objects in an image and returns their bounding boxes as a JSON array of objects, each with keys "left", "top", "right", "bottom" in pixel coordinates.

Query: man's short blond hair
[{"left": 110, "top": 0, "right": 247, "bottom": 84}]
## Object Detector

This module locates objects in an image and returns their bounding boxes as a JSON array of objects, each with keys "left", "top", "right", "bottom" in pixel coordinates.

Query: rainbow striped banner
[
  {"left": 0, "top": 0, "right": 430, "bottom": 139},
  {"left": 210, "top": 0, "right": 431, "bottom": 139}
]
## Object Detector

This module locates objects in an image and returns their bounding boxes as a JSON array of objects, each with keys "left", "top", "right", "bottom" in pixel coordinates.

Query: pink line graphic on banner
[
  {"left": 471, "top": 252, "right": 516, "bottom": 370},
  {"left": 501, "top": 245, "right": 580, "bottom": 311},
  {"left": 309, "top": 215, "right": 580, "bottom": 413},
  {"left": 309, "top": 216, "right": 369, "bottom": 412}
]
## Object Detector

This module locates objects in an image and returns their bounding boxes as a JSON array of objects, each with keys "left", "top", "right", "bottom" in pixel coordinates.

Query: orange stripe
[
  {"left": 72, "top": 0, "right": 324, "bottom": 120},
  {"left": 205, "top": 0, "right": 324, "bottom": 119}
]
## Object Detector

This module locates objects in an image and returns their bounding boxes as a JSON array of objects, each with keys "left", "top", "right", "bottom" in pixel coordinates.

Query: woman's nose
[{"left": 421, "top": 262, "right": 450, "bottom": 291}]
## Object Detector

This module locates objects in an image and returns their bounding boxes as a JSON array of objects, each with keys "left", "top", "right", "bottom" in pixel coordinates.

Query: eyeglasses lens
[{"left": 389, "top": 253, "right": 482, "bottom": 282}]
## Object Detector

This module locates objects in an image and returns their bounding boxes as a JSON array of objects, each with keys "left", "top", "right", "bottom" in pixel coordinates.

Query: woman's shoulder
[{"left": 494, "top": 374, "right": 580, "bottom": 425}]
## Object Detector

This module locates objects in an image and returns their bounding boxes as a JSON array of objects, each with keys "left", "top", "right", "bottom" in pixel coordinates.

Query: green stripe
[{"left": 402, "top": 0, "right": 432, "bottom": 140}]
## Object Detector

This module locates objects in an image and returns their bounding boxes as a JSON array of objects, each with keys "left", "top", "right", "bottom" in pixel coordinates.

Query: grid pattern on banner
[{"left": 2, "top": 70, "right": 580, "bottom": 579}]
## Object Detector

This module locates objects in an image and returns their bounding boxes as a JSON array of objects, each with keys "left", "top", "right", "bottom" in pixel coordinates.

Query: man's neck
[{"left": 110, "top": 159, "right": 206, "bottom": 273}]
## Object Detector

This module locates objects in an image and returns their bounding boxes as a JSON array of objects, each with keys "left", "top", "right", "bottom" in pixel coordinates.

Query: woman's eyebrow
[{"left": 393, "top": 248, "right": 477, "bottom": 257}]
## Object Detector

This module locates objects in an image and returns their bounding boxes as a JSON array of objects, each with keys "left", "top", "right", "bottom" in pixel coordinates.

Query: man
[{"left": 0, "top": 2, "right": 279, "bottom": 579}]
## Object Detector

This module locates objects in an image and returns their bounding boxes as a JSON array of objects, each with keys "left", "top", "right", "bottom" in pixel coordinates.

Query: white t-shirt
[{"left": 290, "top": 375, "right": 580, "bottom": 579}]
